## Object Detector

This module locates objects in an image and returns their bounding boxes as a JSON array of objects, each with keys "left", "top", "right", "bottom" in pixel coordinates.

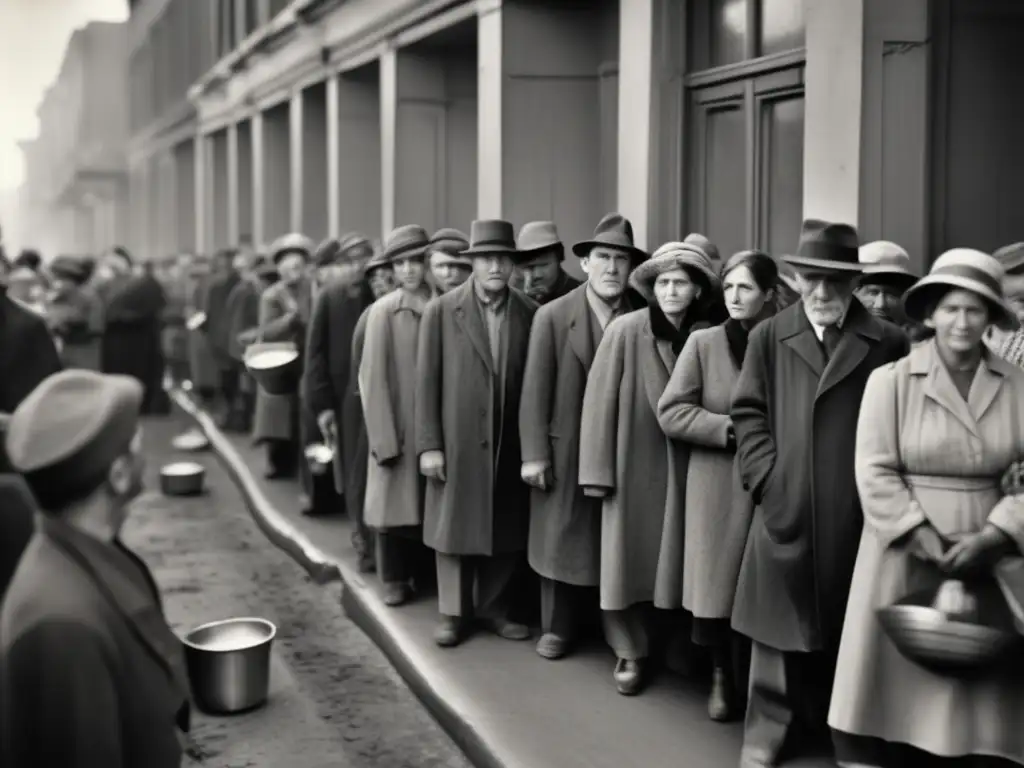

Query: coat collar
[
  {"left": 908, "top": 338, "right": 1010, "bottom": 436},
  {"left": 452, "top": 279, "right": 531, "bottom": 372},
  {"left": 388, "top": 286, "right": 436, "bottom": 315},
  {"left": 568, "top": 284, "right": 643, "bottom": 371},
  {"left": 639, "top": 309, "right": 677, "bottom": 414}
]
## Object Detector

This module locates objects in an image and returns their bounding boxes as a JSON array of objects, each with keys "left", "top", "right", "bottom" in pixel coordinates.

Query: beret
[{"left": 5, "top": 371, "right": 143, "bottom": 506}]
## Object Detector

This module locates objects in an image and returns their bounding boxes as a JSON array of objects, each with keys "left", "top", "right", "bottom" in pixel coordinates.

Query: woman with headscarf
[
  {"left": 578, "top": 241, "right": 720, "bottom": 696},
  {"left": 656, "top": 250, "right": 780, "bottom": 721},
  {"left": 45, "top": 255, "right": 104, "bottom": 370},
  {"left": 829, "top": 248, "right": 1024, "bottom": 767}
]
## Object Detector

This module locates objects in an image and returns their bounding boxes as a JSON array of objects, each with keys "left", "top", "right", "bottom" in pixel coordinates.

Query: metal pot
[
  {"left": 170, "top": 429, "right": 210, "bottom": 453},
  {"left": 182, "top": 617, "right": 276, "bottom": 714},
  {"left": 304, "top": 443, "right": 334, "bottom": 476},
  {"left": 244, "top": 342, "right": 302, "bottom": 396},
  {"left": 159, "top": 462, "right": 206, "bottom": 497},
  {"left": 186, "top": 311, "right": 208, "bottom": 332}
]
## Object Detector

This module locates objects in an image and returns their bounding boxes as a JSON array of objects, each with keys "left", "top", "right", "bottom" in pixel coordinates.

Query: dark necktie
[{"left": 823, "top": 325, "right": 842, "bottom": 360}]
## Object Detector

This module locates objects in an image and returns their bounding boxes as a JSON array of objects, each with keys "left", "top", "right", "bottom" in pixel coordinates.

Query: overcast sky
[{"left": 0, "top": 0, "right": 129, "bottom": 191}]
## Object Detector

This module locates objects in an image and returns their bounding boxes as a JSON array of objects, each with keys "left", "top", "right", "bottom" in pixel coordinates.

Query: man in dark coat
[
  {"left": 730, "top": 219, "right": 908, "bottom": 767},
  {"left": 226, "top": 254, "right": 278, "bottom": 430},
  {"left": 1, "top": 370, "right": 190, "bottom": 768},
  {"left": 203, "top": 248, "right": 245, "bottom": 429},
  {"left": 514, "top": 221, "right": 582, "bottom": 305},
  {"left": 415, "top": 219, "right": 538, "bottom": 648},
  {"left": 519, "top": 213, "right": 646, "bottom": 661}
]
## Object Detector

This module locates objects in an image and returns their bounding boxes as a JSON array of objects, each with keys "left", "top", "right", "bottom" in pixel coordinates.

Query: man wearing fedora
[
  {"left": 515, "top": 221, "right": 582, "bottom": 305},
  {"left": 415, "top": 218, "right": 537, "bottom": 647},
  {"left": 519, "top": 213, "right": 646, "bottom": 660},
  {"left": 427, "top": 228, "right": 472, "bottom": 295},
  {"left": 855, "top": 240, "right": 921, "bottom": 336},
  {"left": 730, "top": 219, "right": 908, "bottom": 766}
]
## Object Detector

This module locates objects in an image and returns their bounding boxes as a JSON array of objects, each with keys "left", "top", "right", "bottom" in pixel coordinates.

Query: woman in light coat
[
  {"left": 830, "top": 248, "right": 1024, "bottom": 767},
  {"left": 656, "top": 250, "right": 778, "bottom": 721},
  {"left": 579, "top": 241, "right": 719, "bottom": 696}
]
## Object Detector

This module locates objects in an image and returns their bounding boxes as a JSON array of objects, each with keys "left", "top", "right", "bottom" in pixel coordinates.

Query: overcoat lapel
[
  {"left": 913, "top": 341, "right": 1007, "bottom": 439},
  {"left": 970, "top": 359, "right": 1006, "bottom": 424},
  {"left": 639, "top": 314, "right": 672, "bottom": 413},
  {"left": 817, "top": 301, "right": 880, "bottom": 399},
  {"left": 453, "top": 280, "right": 494, "bottom": 373},
  {"left": 567, "top": 287, "right": 596, "bottom": 371}
]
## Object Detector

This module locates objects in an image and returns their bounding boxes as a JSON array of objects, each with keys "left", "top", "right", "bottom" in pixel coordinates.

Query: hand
[
  {"left": 582, "top": 485, "right": 610, "bottom": 499},
  {"left": 903, "top": 523, "right": 948, "bottom": 564},
  {"left": 1001, "top": 461, "right": 1024, "bottom": 496},
  {"left": 316, "top": 410, "right": 337, "bottom": 447},
  {"left": 237, "top": 329, "right": 259, "bottom": 346},
  {"left": 521, "top": 460, "right": 553, "bottom": 491},
  {"left": 419, "top": 450, "right": 446, "bottom": 482},
  {"left": 940, "top": 525, "right": 1016, "bottom": 575}
]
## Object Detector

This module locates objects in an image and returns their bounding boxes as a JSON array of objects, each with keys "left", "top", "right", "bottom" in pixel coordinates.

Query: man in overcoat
[
  {"left": 519, "top": 213, "right": 646, "bottom": 660},
  {"left": 203, "top": 247, "right": 245, "bottom": 429},
  {"left": 730, "top": 219, "right": 908, "bottom": 767},
  {"left": 226, "top": 254, "right": 278, "bottom": 430},
  {"left": 1, "top": 370, "right": 190, "bottom": 768},
  {"left": 427, "top": 228, "right": 471, "bottom": 295},
  {"left": 514, "top": 221, "right": 582, "bottom": 305},
  {"left": 415, "top": 219, "right": 538, "bottom": 648}
]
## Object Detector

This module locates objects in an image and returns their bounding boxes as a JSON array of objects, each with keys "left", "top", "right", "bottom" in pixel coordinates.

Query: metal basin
[
  {"left": 304, "top": 443, "right": 334, "bottom": 476},
  {"left": 244, "top": 342, "right": 302, "bottom": 396},
  {"left": 171, "top": 429, "right": 210, "bottom": 453},
  {"left": 182, "top": 617, "right": 276, "bottom": 714},
  {"left": 186, "top": 311, "right": 208, "bottom": 331},
  {"left": 159, "top": 461, "right": 206, "bottom": 497}
]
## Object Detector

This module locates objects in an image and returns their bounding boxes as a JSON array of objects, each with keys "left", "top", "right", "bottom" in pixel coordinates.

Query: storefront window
[
  {"left": 759, "top": 0, "right": 805, "bottom": 56},
  {"left": 689, "top": 0, "right": 805, "bottom": 71},
  {"left": 711, "top": 0, "right": 749, "bottom": 68}
]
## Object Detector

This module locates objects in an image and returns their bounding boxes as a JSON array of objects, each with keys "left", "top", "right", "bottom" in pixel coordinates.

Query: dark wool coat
[
  {"left": 203, "top": 269, "right": 241, "bottom": 370},
  {"left": 415, "top": 280, "right": 537, "bottom": 556},
  {"left": 342, "top": 307, "right": 373, "bottom": 512},
  {"left": 160, "top": 278, "right": 189, "bottom": 368},
  {"left": 225, "top": 276, "right": 267, "bottom": 396},
  {"left": 1, "top": 519, "right": 189, "bottom": 768},
  {"left": 47, "top": 285, "right": 104, "bottom": 371},
  {"left": 520, "top": 283, "right": 643, "bottom": 586},
  {"left": 730, "top": 299, "right": 908, "bottom": 652},
  {"left": 186, "top": 274, "right": 220, "bottom": 391},
  {"left": 100, "top": 274, "right": 167, "bottom": 413},
  {"left": 539, "top": 270, "right": 582, "bottom": 305}
]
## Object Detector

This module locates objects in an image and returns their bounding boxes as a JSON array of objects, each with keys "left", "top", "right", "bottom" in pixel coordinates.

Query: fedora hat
[
  {"left": 517, "top": 221, "right": 563, "bottom": 257},
  {"left": 572, "top": 213, "right": 648, "bottom": 263},
  {"left": 462, "top": 219, "right": 518, "bottom": 256},
  {"left": 269, "top": 233, "right": 315, "bottom": 264},
  {"left": 338, "top": 232, "right": 373, "bottom": 261},
  {"left": 783, "top": 218, "right": 862, "bottom": 273},
  {"left": 903, "top": 248, "right": 1018, "bottom": 330},
  {"left": 993, "top": 242, "right": 1024, "bottom": 276},
  {"left": 382, "top": 225, "right": 430, "bottom": 263},
  {"left": 630, "top": 242, "right": 720, "bottom": 303},
  {"left": 364, "top": 247, "right": 392, "bottom": 275},
  {"left": 428, "top": 228, "right": 471, "bottom": 268},
  {"left": 858, "top": 240, "right": 919, "bottom": 290}
]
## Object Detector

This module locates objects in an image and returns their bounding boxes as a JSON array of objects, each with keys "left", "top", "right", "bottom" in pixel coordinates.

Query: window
[{"left": 688, "top": 0, "right": 805, "bottom": 71}]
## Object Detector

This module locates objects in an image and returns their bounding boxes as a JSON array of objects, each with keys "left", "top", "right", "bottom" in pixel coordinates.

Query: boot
[{"left": 708, "top": 662, "right": 736, "bottom": 722}]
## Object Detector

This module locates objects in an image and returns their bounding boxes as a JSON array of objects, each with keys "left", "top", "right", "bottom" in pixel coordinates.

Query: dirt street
[{"left": 123, "top": 416, "right": 470, "bottom": 768}]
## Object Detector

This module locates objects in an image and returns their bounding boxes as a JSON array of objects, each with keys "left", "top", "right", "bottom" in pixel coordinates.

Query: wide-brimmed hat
[
  {"left": 463, "top": 219, "right": 518, "bottom": 256},
  {"left": 783, "top": 218, "right": 862, "bottom": 274},
  {"left": 903, "top": 248, "right": 1019, "bottom": 331},
  {"left": 572, "top": 213, "right": 648, "bottom": 263},
  {"left": 382, "top": 224, "right": 429, "bottom": 263},
  {"left": 253, "top": 255, "right": 278, "bottom": 279},
  {"left": 858, "top": 240, "right": 919, "bottom": 290},
  {"left": 517, "top": 221, "right": 563, "bottom": 259},
  {"left": 313, "top": 238, "right": 343, "bottom": 268},
  {"left": 269, "top": 233, "right": 315, "bottom": 264},
  {"left": 49, "top": 255, "right": 91, "bottom": 285},
  {"left": 683, "top": 233, "right": 721, "bottom": 265},
  {"left": 428, "top": 228, "right": 471, "bottom": 268},
  {"left": 364, "top": 248, "right": 392, "bottom": 275},
  {"left": 338, "top": 232, "right": 373, "bottom": 261},
  {"left": 993, "top": 243, "right": 1024, "bottom": 276},
  {"left": 629, "top": 242, "right": 720, "bottom": 302}
]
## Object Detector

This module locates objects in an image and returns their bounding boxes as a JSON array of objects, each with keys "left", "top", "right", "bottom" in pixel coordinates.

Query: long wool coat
[
  {"left": 520, "top": 283, "right": 642, "bottom": 586},
  {"left": 730, "top": 300, "right": 908, "bottom": 652},
  {"left": 578, "top": 307, "right": 691, "bottom": 611},
  {"left": 657, "top": 324, "right": 753, "bottom": 618},
  {"left": 343, "top": 306, "right": 373, "bottom": 515},
  {"left": 830, "top": 341, "right": 1024, "bottom": 762},
  {"left": 359, "top": 289, "right": 433, "bottom": 529},
  {"left": 252, "top": 279, "right": 311, "bottom": 444},
  {"left": 47, "top": 285, "right": 104, "bottom": 371},
  {"left": 204, "top": 269, "right": 241, "bottom": 370},
  {"left": 415, "top": 280, "right": 537, "bottom": 556},
  {"left": 186, "top": 273, "right": 220, "bottom": 391}
]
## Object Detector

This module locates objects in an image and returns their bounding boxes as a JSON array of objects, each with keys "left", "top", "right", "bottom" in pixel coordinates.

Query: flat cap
[{"left": 5, "top": 371, "right": 143, "bottom": 507}]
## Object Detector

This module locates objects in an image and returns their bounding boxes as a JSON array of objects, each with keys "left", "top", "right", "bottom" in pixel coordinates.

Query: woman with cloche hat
[
  {"left": 578, "top": 241, "right": 719, "bottom": 696},
  {"left": 830, "top": 248, "right": 1024, "bottom": 767}
]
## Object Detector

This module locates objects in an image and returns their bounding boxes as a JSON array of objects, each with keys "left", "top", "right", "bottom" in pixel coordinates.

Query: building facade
[
  {"left": 17, "top": 22, "right": 130, "bottom": 259},
  {"left": 129, "top": 0, "right": 1024, "bottom": 273}
]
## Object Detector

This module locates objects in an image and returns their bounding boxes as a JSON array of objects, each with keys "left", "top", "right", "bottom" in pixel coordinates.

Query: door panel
[
  {"left": 395, "top": 102, "right": 445, "bottom": 232},
  {"left": 758, "top": 92, "right": 804, "bottom": 257}
]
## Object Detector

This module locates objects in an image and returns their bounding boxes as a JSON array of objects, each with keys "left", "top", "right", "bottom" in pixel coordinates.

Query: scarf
[
  {"left": 649, "top": 301, "right": 705, "bottom": 356},
  {"left": 723, "top": 318, "right": 751, "bottom": 369}
]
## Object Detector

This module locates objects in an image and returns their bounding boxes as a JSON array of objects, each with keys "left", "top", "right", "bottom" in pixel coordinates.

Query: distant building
[{"left": 17, "top": 21, "right": 129, "bottom": 259}]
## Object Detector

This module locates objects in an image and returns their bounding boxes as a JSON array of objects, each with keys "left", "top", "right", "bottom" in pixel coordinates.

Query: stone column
[
  {"left": 326, "top": 74, "right": 341, "bottom": 238},
  {"left": 617, "top": 0, "right": 654, "bottom": 250},
  {"left": 379, "top": 47, "right": 397, "bottom": 236},
  {"left": 289, "top": 90, "right": 303, "bottom": 233},
  {"left": 227, "top": 122, "right": 240, "bottom": 244},
  {"left": 251, "top": 112, "right": 265, "bottom": 246},
  {"left": 476, "top": 3, "right": 502, "bottom": 218},
  {"left": 194, "top": 133, "right": 206, "bottom": 254}
]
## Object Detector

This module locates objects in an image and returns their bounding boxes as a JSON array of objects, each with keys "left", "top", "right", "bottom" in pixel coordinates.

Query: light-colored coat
[
  {"left": 578, "top": 308, "right": 689, "bottom": 611},
  {"left": 829, "top": 340, "right": 1024, "bottom": 762},
  {"left": 657, "top": 325, "right": 753, "bottom": 618},
  {"left": 359, "top": 288, "right": 432, "bottom": 529}
]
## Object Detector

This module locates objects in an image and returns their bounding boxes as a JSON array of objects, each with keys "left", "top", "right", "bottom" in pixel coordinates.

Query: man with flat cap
[
  {"left": 0, "top": 370, "right": 190, "bottom": 768},
  {"left": 854, "top": 240, "right": 921, "bottom": 336},
  {"left": 730, "top": 219, "right": 907, "bottom": 766},
  {"left": 515, "top": 221, "right": 582, "bottom": 305},
  {"left": 416, "top": 218, "right": 538, "bottom": 647},
  {"left": 427, "top": 228, "right": 472, "bottom": 295}
]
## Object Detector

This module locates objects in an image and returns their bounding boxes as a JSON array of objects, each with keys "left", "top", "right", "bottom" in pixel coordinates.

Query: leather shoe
[
  {"left": 613, "top": 658, "right": 645, "bottom": 696},
  {"left": 383, "top": 582, "right": 410, "bottom": 607},
  {"left": 485, "top": 618, "right": 530, "bottom": 641},
  {"left": 434, "top": 616, "right": 463, "bottom": 648},
  {"left": 536, "top": 633, "right": 568, "bottom": 660},
  {"left": 707, "top": 666, "right": 735, "bottom": 721}
]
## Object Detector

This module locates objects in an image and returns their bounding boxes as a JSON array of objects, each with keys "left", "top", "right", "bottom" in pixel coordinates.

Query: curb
[{"left": 170, "top": 390, "right": 511, "bottom": 768}]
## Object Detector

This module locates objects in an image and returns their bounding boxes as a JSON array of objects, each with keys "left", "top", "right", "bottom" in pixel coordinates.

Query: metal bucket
[
  {"left": 244, "top": 342, "right": 302, "bottom": 396},
  {"left": 304, "top": 443, "right": 334, "bottom": 476},
  {"left": 182, "top": 617, "right": 277, "bottom": 714},
  {"left": 159, "top": 462, "right": 206, "bottom": 497}
]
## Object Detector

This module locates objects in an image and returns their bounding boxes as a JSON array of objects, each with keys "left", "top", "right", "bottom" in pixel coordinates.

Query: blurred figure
[
  {"left": 184, "top": 253, "right": 220, "bottom": 403},
  {"left": 6, "top": 266, "right": 46, "bottom": 317},
  {"left": 204, "top": 248, "right": 246, "bottom": 428},
  {"left": 159, "top": 254, "right": 191, "bottom": 387},
  {"left": 427, "top": 228, "right": 471, "bottom": 295},
  {"left": 515, "top": 221, "right": 581, "bottom": 304},
  {"left": 226, "top": 254, "right": 278, "bottom": 431},
  {"left": 0, "top": 371, "right": 189, "bottom": 768},
  {"left": 46, "top": 255, "right": 104, "bottom": 371},
  {"left": 988, "top": 242, "right": 1024, "bottom": 367}
]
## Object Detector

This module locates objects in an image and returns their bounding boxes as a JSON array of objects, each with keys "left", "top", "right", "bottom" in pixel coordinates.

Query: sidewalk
[{"left": 173, "top": 391, "right": 835, "bottom": 768}]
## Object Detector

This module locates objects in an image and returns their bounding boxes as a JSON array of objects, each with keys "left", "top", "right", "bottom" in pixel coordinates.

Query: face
[
  {"left": 653, "top": 268, "right": 702, "bottom": 319},
  {"left": 315, "top": 264, "right": 340, "bottom": 285},
  {"left": 367, "top": 266, "right": 396, "bottom": 298},
  {"left": 1003, "top": 276, "right": 1024, "bottom": 325},
  {"left": 926, "top": 288, "right": 989, "bottom": 355},
  {"left": 106, "top": 429, "right": 146, "bottom": 534},
  {"left": 582, "top": 246, "right": 633, "bottom": 300},
  {"left": 723, "top": 265, "right": 772, "bottom": 321},
  {"left": 518, "top": 251, "right": 562, "bottom": 302},
  {"left": 471, "top": 253, "right": 515, "bottom": 293},
  {"left": 430, "top": 252, "right": 471, "bottom": 294},
  {"left": 393, "top": 254, "right": 427, "bottom": 291},
  {"left": 277, "top": 252, "right": 305, "bottom": 285},
  {"left": 855, "top": 282, "right": 906, "bottom": 324},
  {"left": 232, "top": 249, "right": 253, "bottom": 273},
  {"left": 793, "top": 269, "right": 855, "bottom": 327}
]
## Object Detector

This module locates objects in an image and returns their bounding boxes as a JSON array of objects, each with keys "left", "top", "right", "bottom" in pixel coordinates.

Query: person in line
[
  {"left": 158, "top": 254, "right": 192, "bottom": 387},
  {"left": 830, "top": 249, "right": 1024, "bottom": 768},
  {"left": 184, "top": 253, "right": 221, "bottom": 406},
  {"left": 519, "top": 213, "right": 646, "bottom": 661},
  {"left": 416, "top": 219, "right": 537, "bottom": 648},
  {"left": 685, "top": 233, "right": 729, "bottom": 324},
  {"left": 579, "top": 240, "right": 718, "bottom": 696},
  {"left": 0, "top": 370, "right": 190, "bottom": 768},
  {"left": 427, "top": 228, "right": 471, "bottom": 295},
  {"left": 226, "top": 254, "right": 279, "bottom": 431},
  {"left": 515, "top": 221, "right": 582, "bottom": 305},
  {"left": 987, "top": 242, "right": 1024, "bottom": 367},
  {"left": 855, "top": 240, "right": 921, "bottom": 336},
  {"left": 657, "top": 249, "right": 780, "bottom": 720},
  {"left": 730, "top": 220, "right": 908, "bottom": 767},
  {"left": 204, "top": 247, "right": 246, "bottom": 430},
  {"left": 46, "top": 255, "right": 104, "bottom": 371},
  {"left": 360, "top": 226, "right": 437, "bottom": 604}
]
